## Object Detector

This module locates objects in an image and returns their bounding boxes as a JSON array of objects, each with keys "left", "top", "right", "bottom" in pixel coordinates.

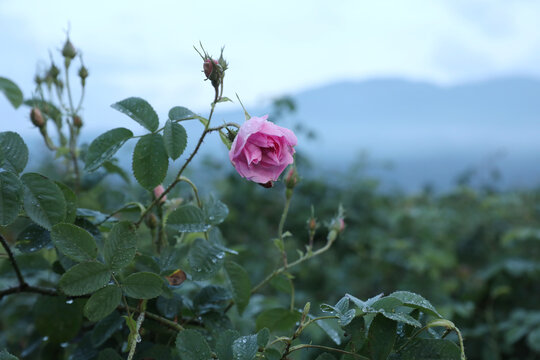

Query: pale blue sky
[{"left": 1, "top": 0, "right": 539, "bottom": 133}]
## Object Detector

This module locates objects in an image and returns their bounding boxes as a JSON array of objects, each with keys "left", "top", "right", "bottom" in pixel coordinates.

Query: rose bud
[
  {"left": 30, "top": 108, "right": 45, "bottom": 128},
  {"left": 62, "top": 39, "right": 77, "bottom": 59},
  {"left": 153, "top": 184, "right": 167, "bottom": 203},
  {"left": 78, "top": 65, "right": 89, "bottom": 86},
  {"left": 145, "top": 213, "right": 158, "bottom": 229},
  {"left": 284, "top": 166, "right": 298, "bottom": 190},
  {"left": 203, "top": 59, "right": 216, "bottom": 79},
  {"left": 73, "top": 115, "right": 83, "bottom": 128},
  {"left": 229, "top": 115, "right": 297, "bottom": 185}
]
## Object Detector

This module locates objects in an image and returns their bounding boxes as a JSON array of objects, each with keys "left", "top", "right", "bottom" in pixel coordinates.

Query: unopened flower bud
[
  {"left": 73, "top": 115, "right": 83, "bottom": 128},
  {"left": 153, "top": 185, "right": 167, "bottom": 203},
  {"left": 308, "top": 217, "right": 317, "bottom": 232},
  {"left": 145, "top": 213, "right": 159, "bottom": 229},
  {"left": 34, "top": 75, "right": 43, "bottom": 86},
  {"left": 203, "top": 59, "right": 217, "bottom": 79},
  {"left": 284, "top": 167, "right": 298, "bottom": 190},
  {"left": 48, "top": 64, "right": 60, "bottom": 79},
  {"left": 30, "top": 108, "right": 45, "bottom": 128},
  {"left": 78, "top": 65, "right": 88, "bottom": 86},
  {"left": 62, "top": 39, "right": 77, "bottom": 59}
]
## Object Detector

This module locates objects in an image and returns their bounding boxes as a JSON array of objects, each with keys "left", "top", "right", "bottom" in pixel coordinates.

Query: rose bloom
[{"left": 229, "top": 115, "right": 297, "bottom": 184}]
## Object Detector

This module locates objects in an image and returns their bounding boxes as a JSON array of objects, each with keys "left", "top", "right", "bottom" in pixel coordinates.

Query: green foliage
[
  {"left": 21, "top": 173, "right": 66, "bottom": 229},
  {"left": 34, "top": 296, "right": 83, "bottom": 343},
  {"left": 103, "top": 221, "right": 137, "bottom": 270},
  {"left": 84, "top": 285, "right": 122, "bottom": 321},
  {"left": 0, "top": 132, "right": 28, "bottom": 173},
  {"left": 0, "top": 77, "right": 23, "bottom": 108},
  {"left": 59, "top": 261, "right": 111, "bottom": 296},
  {"left": 121, "top": 272, "right": 163, "bottom": 299},
  {"left": 132, "top": 133, "right": 169, "bottom": 189},
  {"left": 15, "top": 223, "right": 51, "bottom": 253},
  {"left": 232, "top": 334, "right": 258, "bottom": 360},
  {"left": 84, "top": 128, "right": 133, "bottom": 172},
  {"left": 188, "top": 238, "right": 225, "bottom": 280},
  {"left": 0, "top": 171, "right": 23, "bottom": 226},
  {"left": 167, "top": 204, "right": 210, "bottom": 232},
  {"left": 163, "top": 120, "right": 187, "bottom": 160},
  {"left": 111, "top": 97, "right": 159, "bottom": 132},
  {"left": 175, "top": 329, "right": 212, "bottom": 360},
  {"left": 224, "top": 261, "right": 251, "bottom": 315},
  {"left": 51, "top": 223, "right": 98, "bottom": 262},
  {"left": 168, "top": 105, "right": 196, "bottom": 121}
]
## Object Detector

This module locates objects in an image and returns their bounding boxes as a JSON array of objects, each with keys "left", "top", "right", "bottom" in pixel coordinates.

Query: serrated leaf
[
  {"left": 16, "top": 223, "right": 51, "bottom": 253},
  {"left": 225, "top": 261, "right": 251, "bottom": 315},
  {"left": 34, "top": 296, "right": 84, "bottom": 343},
  {"left": 188, "top": 238, "right": 225, "bottom": 280},
  {"left": 346, "top": 293, "right": 383, "bottom": 309},
  {"left": 175, "top": 329, "right": 212, "bottom": 360},
  {"left": 216, "top": 329, "right": 240, "bottom": 360},
  {"left": 233, "top": 334, "right": 258, "bottom": 360},
  {"left": 55, "top": 181, "right": 77, "bottom": 223},
  {"left": 122, "top": 272, "right": 163, "bottom": 299},
  {"left": 0, "top": 350, "right": 18, "bottom": 360},
  {"left": 51, "top": 223, "right": 98, "bottom": 262},
  {"left": 0, "top": 171, "right": 23, "bottom": 225},
  {"left": 312, "top": 316, "right": 342, "bottom": 345},
  {"left": 132, "top": 133, "right": 169, "bottom": 189},
  {"left": 168, "top": 106, "right": 196, "bottom": 121},
  {"left": 257, "top": 328, "right": 270, "bottom": 348},
  {"left": 84, "top": 128, "right": 133, "bottom": 172},
  {"left": 111, "top": 97, "right": 159, "bottom": 132},
  {"left": 368, "top": 314, "right": 397, "bottom": 360},
  {"left": 167, "top": 204, "right": 210, "bottom": 233},
  {"left": 0, "top": 132, "right": 28, "bottom": 173},
  {"left": 398, "top": 338, "right": 461, "bottom": 360},
  {"left": 91, "top": 311, "right": 123, "bottom": 347},
  {"left": 0, "top": 77, "right": 23, "bottom": 108},
  {"left": 389, "top": 291, "right": 442, "bottom": 318},
  {"left": 256, "top": 308, "right": 301, "bottom": 332},
  {"left": 193, "top": 285, "right": 231, "bottom": 314},
  {"left": 84, "top": 285, "right": 122, "bottom": 322},
  {"left": 59, "top": 261, "right": 111, "bottom": 296},
  {"left": 157, "top": 293, "right": 183, "bottom": 318},
  {"left": 104, "top": 221, "right": 137, "bottom": 270},
  {"left": 205, "top": 195, "right": 229, "bottom": 225},
  {"left": 163, "top": 120, "right": 187, "bottom": 160},
  {"left": 21, "top": 173, "right": 66, "bottom": 229}
]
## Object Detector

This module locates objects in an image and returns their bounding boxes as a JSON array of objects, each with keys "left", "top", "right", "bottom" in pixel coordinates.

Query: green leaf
[
  {"left": 16, "top": 223, "right": 51, "bottom": 253},
  {"left": 0, "top": 132, "right": 28, "bottom": 173},
  {"left": 168, "top": 106, "right": 196, "bottom": 121},
  {"left": 193, "top": 285, "right": 231, "bottom": 314},
  {"left": 175, "top": 329, "right": 212, "bottom": 360},
  {"left": 205, "top": 195, "right": 229, "bottom": 225},
  {"left": 84, "top": 285, "right": 122, "bottom": 322},
  {"left": 225, "top": 261, "right": 251, "bottom": 315},
  {"left": 188, "top": 238, "right": 225, "bottom": 280},
  {"left": 312, "top": 315, "right": 342, "bottom": 345},
  {"left": 122, "top": 272, "right": 163, "bottom": 299},
  {"left": 104, "top": 221, "right": 137, "bottom": 270},
  {"left": 263, "top": 348, "right": 282, "bottom": 360},
  {"left": 216, "top": 330, "right": 240, "bottom": 360},
  {"left": 315, "top": 354, "right": 336, "bottom": 360},
  {"left": 97, "top": 349, "right": 123, "bottom": 360},
  {"left": 257, "top": 328, "right": 270, "bottom": 348},
  {"left": 111, "top": 97, "right": 159, "bottom": 132},
  {"left": 163, "top": 120, "right": 187, "bottom": 160},
  {"left": 0, "top": 77, "right": 23, "bottom": 108},
  {"left": 233, "top": 334, "right": 258, "bottom": 360},
  {"left": 132, "top": 133, "right": 169, "bottom": 189},
  {"left": 34, "top": 296, "right": 83, "bottom": 343},
  {"left": 389, "top": 291, "right": 442, "bottom": 318},
  {"left": 256, "top": 308, "right": 301, "bottom": 332},
  {"left": 102, "top": 160, "right": 131, "bottom": 183},
  {"left": 0, "top": 171, "right": 23, "bottom": 225},
  {"left": 398, "top": 338, "right": 461, "bottom": 360},
  {"left": 59, "top": 261, "right": 111, "bottom": 296},
  {"left": 84, "top": 128, "right": 133, "bottom": 172},
  {"left": 368, "top": 314, "right": 397, "bottom": 360},
  {"left": 527, "top": 327, "right": 540, "bottom": 352},
  {"left": 167, "top": 205, "right": 210, "bottom": 233},
  {"left": 91, "top": 311, "right": 123, "bottom": 347},
  {"left": 21, "top": 173, "right": 66, "bottom": 230},
  {"left": 55, "top": 181, "right": 77, "bottom": 223},
  {"left": 51, "top": 223, "right": 98, "bottom": 262},
  {"left": 157, "top": 293, "right": 183, "bottom": 318},
  {"left": 0, "top": 349, "right": 19, "bottom": 360},
  {"left": 368, "top": 297, "right": 421, "bottom": 327}
]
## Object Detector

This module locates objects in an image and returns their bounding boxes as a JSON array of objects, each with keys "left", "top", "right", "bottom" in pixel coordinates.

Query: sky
[{"left": 1, "top": 0, "right": 540, "bottom": 133}]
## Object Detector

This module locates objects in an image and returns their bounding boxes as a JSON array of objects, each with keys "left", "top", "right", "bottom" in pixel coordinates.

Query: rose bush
[{"left": 229, "top": 115, "right": 297, "bottom": 185}]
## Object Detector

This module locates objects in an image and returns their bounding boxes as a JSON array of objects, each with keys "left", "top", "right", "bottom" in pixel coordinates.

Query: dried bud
[
  {"left": 203, "top": 59, "right": 217, "bottom": 79},
  {"left": 145, "top": 213, "right": 158, "bottom": 229},
  {"left": 166, "top": 269, "right": 187, "bottom": 287},
  {"left": 73, "top": 115, "right": 83, "bottom": 128},
  {"left": 62, "top": 39, "right": 77, "bottom": 59},
  {"left": 284, "top": 167, "right": 298, "bottom": 190},
  {"left": 308, "top": 217, "right": 317, "bottom": 232},
  {"left": 153, "top": 185, "right": 167, "bottom": 203},
  {"left": 30, "top": 107, "right": 45, "bottom": 128},
  {"left": 259, "top": 181, "right": 274, "bottom": 188}
]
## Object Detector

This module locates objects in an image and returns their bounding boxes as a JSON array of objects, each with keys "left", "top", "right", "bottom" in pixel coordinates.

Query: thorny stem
[
  {"left": 278, "top": 193, "right": 293, "bottom": 267},
  {"left": 64, "top": 60, "right": 81, "bottom": 192}
]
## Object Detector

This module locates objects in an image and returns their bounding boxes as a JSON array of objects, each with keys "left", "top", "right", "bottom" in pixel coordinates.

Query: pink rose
[{"left": 229, "top": 115, "right": 297, "bottom": 184}]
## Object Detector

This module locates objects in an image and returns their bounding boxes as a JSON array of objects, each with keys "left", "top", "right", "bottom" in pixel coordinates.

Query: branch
[
  {"left": 288, "top": 344, "right": 370, "bottom": 359},
  {"left": 0, "top": 234, "right": 26, "bottom": 287}
]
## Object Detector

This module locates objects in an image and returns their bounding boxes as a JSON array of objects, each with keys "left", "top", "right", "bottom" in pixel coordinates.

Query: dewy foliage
[{"left": 0, "top": 40, "right": 470, "bottom": 360}]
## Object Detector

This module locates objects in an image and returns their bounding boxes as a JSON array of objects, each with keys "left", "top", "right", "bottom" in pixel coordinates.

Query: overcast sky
[{"left": 1, "top": 0, "right": 539, "bottom": 133}]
